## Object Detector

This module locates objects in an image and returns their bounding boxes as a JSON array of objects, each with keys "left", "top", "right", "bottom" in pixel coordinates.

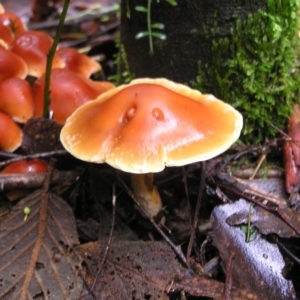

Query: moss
[
  {"left": 192, "top": 0, "right": 300, "bottom": 144},
  {"left": 108, "top": 33, "right": 135, "bottom": 86}
]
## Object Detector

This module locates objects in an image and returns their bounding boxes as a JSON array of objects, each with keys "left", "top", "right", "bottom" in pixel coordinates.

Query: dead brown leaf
[
  {"left": 172, "top": 273, "right": 260, "bottom": 300},
  {"left": 0, "top": 189, "right": 82, "bottom": 299},
  {"left": 227, "top": 205, "right": 299, "bottom": 238},
  {"left": 211, "top": 199, "right": 297, "bottom": 300},
  {"left": 79, "top": 240, "right": 185, "bottom": 300}
]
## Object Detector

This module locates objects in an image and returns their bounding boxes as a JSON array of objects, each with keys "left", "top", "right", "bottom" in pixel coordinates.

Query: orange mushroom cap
[
  {"left": 1, "top": 159, "right": 48, "bottom": 174},
  {"left": 0, "top": 23, "right": 14, "bottom": 49},
  {"left": 0, "top": 78, "right": 34, "bottom": 123},
  {"left": 0, "top": 47, "right": 28, "bottom": 82},
  {"left": 60, "top": 78, "right": 243, "bottom": 173},
  {"left": 10, "top": 30, "right": 65, "bottom": 77},
  {"left": 56, "top": 47, "right": 101, "bottom": 78},
  {"left": 0, "top": 11, "right": 27, "bottom": 34},
  {"left": 33, "top": 68, "right": 115, "bottom": 124},
  {"left": 0, "top": 111, "right": 22, "bottom": 152}
]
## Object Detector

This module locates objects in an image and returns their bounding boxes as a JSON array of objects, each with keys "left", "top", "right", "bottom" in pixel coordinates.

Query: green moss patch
[{"left": 193, "top": 0, "right": 300, "bottom": 143}]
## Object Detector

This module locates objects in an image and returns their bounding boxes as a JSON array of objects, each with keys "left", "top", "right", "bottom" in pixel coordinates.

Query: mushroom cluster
[{"left": 0, "top": 4, "right": 114, "bottom": 152}]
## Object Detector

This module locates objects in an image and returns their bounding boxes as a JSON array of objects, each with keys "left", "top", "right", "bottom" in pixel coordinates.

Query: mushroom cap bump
[
  {"left": 60, "top": 78, "right": 243, "bottom": 174},
  {"left": 11, "top": 30, "right": 65, "bottom": 77}
]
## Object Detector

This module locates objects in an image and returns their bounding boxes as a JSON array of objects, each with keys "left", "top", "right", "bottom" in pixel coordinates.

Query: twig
[
  {"left": 0, "top": 170, "right": 79, "bottom": 191},
  {"left": 249, "top": 153, "right": 266, "bottom": 180},
  {"left": 265, "top": 120, "right": 291, "bottom": 140},
  {"left": 217, "top": 146, "right": 262, "bottom": 174},
  {"left": 186, "top": 161, "right": 206, "bottom": 264},
  {"left": 181, "top": 166, "right": 192, "bottom": 251},
  {"left": 222, "top": 251, "right": 235, "bottom": 300},
  {"left": 91, "top": 183, "right": 117, "bottom": 291},
  {"left": 0, "top": 150, "right": 67, "bottom": 168},
  {"left": 118, "top": 175, "right": 187, "bottom": 266}
]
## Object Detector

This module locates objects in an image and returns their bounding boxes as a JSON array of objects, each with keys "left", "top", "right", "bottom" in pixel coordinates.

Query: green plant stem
[
  {"left": 246, "top": 204, "right": 253, "bottom": 243},
  {"left": 43, "top": 0, "right": 70, "bottom": 118},
  {"left": 147, "top": 0, "right": 153, "bottom": 55}
]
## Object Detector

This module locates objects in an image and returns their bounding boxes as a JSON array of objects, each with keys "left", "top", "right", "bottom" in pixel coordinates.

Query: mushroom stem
[{"left": 130, "top": 173, "right": 162, "bottom": 218}]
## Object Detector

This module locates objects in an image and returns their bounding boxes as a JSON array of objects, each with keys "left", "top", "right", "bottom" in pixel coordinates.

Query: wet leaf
[
  {"left": 227, "top": 205, "right": 299, "bottom": 238},
  {"left": 211, "top": 199, "right": 296, "bottom": 300},
  {"left": 227, "top": 178, "right": 300, "bottom": 237},
  {"left": 80, "top": 240, "right": 185, "bottom": 299},
  {"left": 0, "top": 190, "right": 82, "bottom": 299}
]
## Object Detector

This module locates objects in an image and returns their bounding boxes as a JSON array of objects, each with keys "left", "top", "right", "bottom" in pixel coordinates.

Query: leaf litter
[
  {"left": 79, "top": 240, "right": 185, "bottom": 300},
  {"left": 0, "top": 167, "right": 83, "bottom": 300}
]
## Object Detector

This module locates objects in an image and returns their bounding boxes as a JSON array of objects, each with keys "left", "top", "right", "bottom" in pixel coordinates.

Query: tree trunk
[{"left": 120, "top": 0, "right": 267, "bottom": 83}]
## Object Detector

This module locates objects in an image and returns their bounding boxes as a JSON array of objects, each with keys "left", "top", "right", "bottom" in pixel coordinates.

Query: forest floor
[{"left": 0, "top": 1, "right": 299, "bottom": 299}]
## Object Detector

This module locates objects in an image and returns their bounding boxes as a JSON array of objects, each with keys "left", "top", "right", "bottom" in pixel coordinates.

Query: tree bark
[{"left": 120, "top": 0, "right": 267, "bottom": 83}]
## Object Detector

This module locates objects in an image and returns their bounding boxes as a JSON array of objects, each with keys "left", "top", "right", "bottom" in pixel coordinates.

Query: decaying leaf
[
  {"left": 172, "top": 272, "right": 260, "bottom": 300},
  {"left": 211, "top": 199, "right": 297, "bottom": 300},
  {"left": 214, "top": 175, "right": 300, "bottom": 235},
  {"left": 227, "top": 204, "right": 300, "bottom": 238},
  {"left": 0, "top": 189, "right": 82, "bottom": 299},
  {"left": 230, "top": 178, "right": 300, "bottom": 237},
  {"left": 79, "top": 240, "right": 185, "bottom": 299}
]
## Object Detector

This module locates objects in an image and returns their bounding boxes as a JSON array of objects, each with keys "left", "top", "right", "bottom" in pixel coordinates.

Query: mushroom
[
  {"left": 60, "top": 78, "right": 243, "bottom": 217},
  {"left": 56, "top": 47, "right": 101, "bottom": 78},
  {"left": 10, "top": 30, "right": 65, "bottom": 77},
  {"left": 0, "top": 47, "right": 28, "bottom": 82},
  {"left": 33, "top": 68, "right": 115, "bottom": 124},
  {"left": 0, "top": 111, "right": 22, "bottom": 152},
  {"left": 0, "top": 77, "right": 34, "bottom": 123},
  {"left": 0, "top": 11, "right": 27, "bottom": 35},
  {"left": 0, "top": 22, "right": 14, "bottom": 49},
  {"left": 0, "top": 159, "right": 48, "bottom": 200},
  {"left": 1, "top": 159, "right": 48, "bottom": 174}
]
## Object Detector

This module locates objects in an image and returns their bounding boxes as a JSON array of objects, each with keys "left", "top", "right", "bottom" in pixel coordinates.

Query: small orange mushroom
[
  {"left": 57, "top": 47, "right": 101, "bottom": 78},
  {"left": 0, "top": 159, "right": 48, "bottom": 200},
  {"left": 0, "top": 23, "right": 14, "bottom": 49},
  {"left": 33, "top": 68, "right": 115, "bottom": 124},
  {"left": 0, "top": 11, "right": 27, "bottom": 35},
  {"left": 1, "top": 159, "right": 48, "bottom": 174},
  {"left": 0, "top": 47, "right": 28, "bottom": 82},
  {"left": 60, "top": 78, "right": 243, "bottom": 217},
  {"left": 10, "top": 30, "right": 65, "bottom": 77},
  {"left": 0, "top": 78, "right": 34, "bottom": 123},
  {"left": 0, "top": 111, "right": 22, "bottom": 152}
]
